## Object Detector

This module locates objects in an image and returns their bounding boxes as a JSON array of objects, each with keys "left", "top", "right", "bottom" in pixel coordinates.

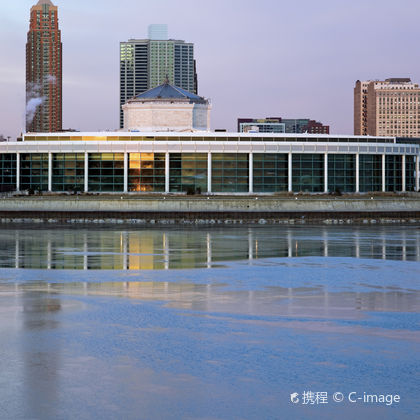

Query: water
[{"left": 0, "top": 225, "right": 419, "bottom": 420}]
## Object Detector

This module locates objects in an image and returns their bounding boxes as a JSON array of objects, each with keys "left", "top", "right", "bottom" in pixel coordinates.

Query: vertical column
[
  {"left": 15, "top": 231, "right": 19, "bottom": 269},
  {"left": 165, "top": 152, "right": 170, "bottom": 193},
  {"left": 206, "top": 233, "right": 212, "bottom": 269},
  {"left": 84, "top": 152, "right": 89, "bottom": 193},
  {"left": 248, "top": 230, "right": 253, "bottom": 261},
  {"left": 323, "top": 228, "right": 328, "bottom": 257},
  {"left": 382, "top": 234, "right": 386, "bottom": 260},
  {"left": 287, "top": 230, "right": 292, "bottom": 258},
  {"left": 288, "top": 152, "right": 292, "bottom": 192},
  {"left": 382, "top": 154, "right": 386, "bottom": 192},
  {"left": 122, "top": 232, "right": 128, "bottom": 270},
  {"left": 355, "top": 153, "right": 360, "bottom": 193},
  {"left": 163, "top": 233, "right": 169, "bottom": 270},
  {"left": 355, "top": 230, "right": 360, "bottom": 259},
  {"left": 249, "top": 152, "right": 253, "bottom": 194},
  {"left": 416, "top": 155, "right": 420, "bottom": 192},
  {"left": 402, "top": 229, "right": 407, "bottom": 262},
  {"left": 47, "top": 236, "right": 52, "bottom": 270},
  {"left": 207, "top": 152, "right": 212, "bottom": 193},
  {"left": 48, "top": 152, "right": 52, "bottom": 192},
  {"left": 83, "top": 233, "right": 88, "bottom": 270},
  {"left": 324, "top": 153, "right": 328, "bottom": 193},
  {"left": 16, "top": 152, "right": 20, "bottom": 191},
  {"left": 123, "top": 152, "right": 128, "bottom": 193},
  {"left": 402, "top": 154, "right": 406, "bottom": 192}
]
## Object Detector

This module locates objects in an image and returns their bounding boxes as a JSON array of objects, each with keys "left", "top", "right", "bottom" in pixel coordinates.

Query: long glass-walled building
[{"left": 0, "top": 132, "right": 418, "bottom": 194}]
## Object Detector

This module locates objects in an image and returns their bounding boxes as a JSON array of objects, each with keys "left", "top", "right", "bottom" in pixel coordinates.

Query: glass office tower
[{"left": 120, "top": 25, "right": 197, "bottom": 128}]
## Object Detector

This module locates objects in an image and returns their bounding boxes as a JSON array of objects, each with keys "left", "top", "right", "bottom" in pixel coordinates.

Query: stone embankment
[{"left": 0, "top": 195, "right": 419, "bottom": 224}]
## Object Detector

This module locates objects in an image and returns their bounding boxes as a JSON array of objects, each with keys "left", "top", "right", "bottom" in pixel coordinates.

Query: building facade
[
  {"left": 354, "top": 78, "right": 420, "bottom": 137},
  {"left": 0, "top": 133, "right": 418, "bottom": 194},
  {"left": 238, "top": 118, "right": 329, "bottom": 134},
  {"left": 26, "top": 0, "right": 62, "bottom": 133},
  {"left": 120, "top": 25, "right": 197, "bottom": 128}
]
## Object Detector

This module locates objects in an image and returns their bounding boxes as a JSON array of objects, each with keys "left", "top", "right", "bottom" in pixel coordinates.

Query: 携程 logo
[{"left": 290, "top": 393, "right": 300, "bottom": 404}]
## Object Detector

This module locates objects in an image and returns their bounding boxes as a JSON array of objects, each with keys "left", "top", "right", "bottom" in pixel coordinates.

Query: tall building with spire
[
  {"left": 26, "top": 0, "right": 62, "bottom": 132},
  {"left": 120, "top": 25, "right": 197, "bottom": 128}
]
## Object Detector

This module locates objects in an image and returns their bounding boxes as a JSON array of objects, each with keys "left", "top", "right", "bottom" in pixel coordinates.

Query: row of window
[{"left": 0, "top": 153, "right": 416, "bottom": 193}]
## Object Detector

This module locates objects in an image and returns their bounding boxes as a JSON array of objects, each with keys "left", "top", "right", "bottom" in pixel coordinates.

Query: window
[
  {"left": 20, "top": 153, "right": 49, "bottom": 191},
  {"left": 406, "top": 156, "right": 416, "bottom": 192},
  {"left": 52, "top": 153, "right": 84, "bottom": 192},
  {"left": 292, "top": 154, "right": 324, "bottom": 192},
  {"left": 359, "top": 155, "right": 382, "bottom": 192},
  {"left": 129, "top": 153, "right": 165, "bottom": 192},
  {"left": 212, "top": 154, "right": 249, "bottom": 193},
  {"left": 328, "top": 154, "right": 355, "bottom": 193},
  {"left": 253, "top": 154, "right": 288, "bottom": 192},
  {"left": 0, "top": 154, "right": 17, "bottom": 192},
  {"left": 169, "top": 153, "right": 207, "bottom": 193},
  {"left": 88, "top": 153, "right": 124, "bottom": 192}
]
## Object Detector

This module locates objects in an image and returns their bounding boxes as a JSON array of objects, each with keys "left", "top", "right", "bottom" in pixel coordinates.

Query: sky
[{"left": 1, "top": 0, "right": 420, "bottom": 138}]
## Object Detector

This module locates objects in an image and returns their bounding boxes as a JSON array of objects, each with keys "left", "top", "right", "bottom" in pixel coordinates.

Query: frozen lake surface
[{"left": 0, "top": 225, "right": 419, "bottom": 419}]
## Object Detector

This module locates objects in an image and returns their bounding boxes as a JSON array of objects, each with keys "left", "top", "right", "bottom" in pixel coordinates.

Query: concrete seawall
[{"left": 0, "top": 196, "right": 420, "bottom": 224}]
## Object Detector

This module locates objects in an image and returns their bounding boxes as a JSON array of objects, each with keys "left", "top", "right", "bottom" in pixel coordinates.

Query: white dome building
[{"left": 122, "top": 80, "right": 211, "bottom": 132}]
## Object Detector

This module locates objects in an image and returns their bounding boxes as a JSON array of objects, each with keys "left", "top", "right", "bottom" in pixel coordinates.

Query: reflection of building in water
[
  {"left": 127, "top": 231, "right": 165, "bottom": 270},
  {"left": 10, "top": 280, "right": 419, "bottom": 316},
  {"left": 21, "top": 290, "right": 61, "bottom": 419},
  {"left": 2, "top": 227, "right": 420, "bottom": 270}
]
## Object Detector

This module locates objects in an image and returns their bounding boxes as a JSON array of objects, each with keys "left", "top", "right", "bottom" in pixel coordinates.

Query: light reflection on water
[
  {"left": 0, "top": 225, "right": 419, "bottom": 419},
  {"left": 0, "top": 225, "right": 419, "bottom": 270},
  {"left": 1, "top": 280, "right": 419, "bottom": 322}
]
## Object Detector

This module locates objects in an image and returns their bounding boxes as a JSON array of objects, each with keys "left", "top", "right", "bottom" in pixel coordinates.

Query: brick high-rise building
[
  {"left": 26, "top": 0, "right": 62, "bottom": 132},
  {"left": 354, "top": 80, "right": 369, "bottom": 135},
  {"left": 354, "top": 78, "right": 420, "bottom": 137}
]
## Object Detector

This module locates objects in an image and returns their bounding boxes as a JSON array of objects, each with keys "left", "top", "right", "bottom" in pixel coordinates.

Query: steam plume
[
  {"left": 44, "top": 74, "right": 57, "bottom": 84},
  {"left": 25, "top": 82, "right": 45, "bottom": 126}
]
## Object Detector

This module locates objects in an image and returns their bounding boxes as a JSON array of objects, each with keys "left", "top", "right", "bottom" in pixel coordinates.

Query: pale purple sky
[{"left": 1, "top": 0, "right": 420, "bottom": 138}]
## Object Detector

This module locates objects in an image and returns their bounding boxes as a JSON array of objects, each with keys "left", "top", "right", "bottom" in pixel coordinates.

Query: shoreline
[
  {"left": 1, "top": 218, "right": 420, "bottom": 225},
  {"left": 1, "top": 195, "right": 419, "bottom": 224}
]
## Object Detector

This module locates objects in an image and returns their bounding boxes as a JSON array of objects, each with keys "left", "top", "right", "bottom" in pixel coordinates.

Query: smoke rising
[
  {"left": 25, "top": 81, "right": 45, "bottom": 127},
  {"left": 44, "top": 74, "right": 57, "bottom": 84},
  {"left": 25, "top": 75, "right": 57, "bottom": 127},
  {"left": 26, "top": 98, "right": 44, "bottom": 125}
]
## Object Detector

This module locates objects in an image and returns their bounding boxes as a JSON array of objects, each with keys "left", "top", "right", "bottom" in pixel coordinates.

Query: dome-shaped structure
[
  {"left": 36, "top": 0, "right": 55, "bottom": 5},
  {"left": 135, "top": 81, "right": 207, "bottom": 104},
  {"left": 122, "top": 80, "right": 211, "bottom": 132}
]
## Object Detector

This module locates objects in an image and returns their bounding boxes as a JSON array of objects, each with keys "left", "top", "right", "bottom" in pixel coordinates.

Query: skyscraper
[
  {"left": 120, "top": 25, "right": 197, "bottom": 128},
  {"left": 354, "top": 78, "right": 420, "bottom": 137},
  {"left": 26, "top": 0, "right": 62, "bottom": 133}
]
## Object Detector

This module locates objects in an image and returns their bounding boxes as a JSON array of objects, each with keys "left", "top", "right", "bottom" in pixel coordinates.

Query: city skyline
[{"left": 1, "top": 0, "right": 420, "bottom": 138}]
